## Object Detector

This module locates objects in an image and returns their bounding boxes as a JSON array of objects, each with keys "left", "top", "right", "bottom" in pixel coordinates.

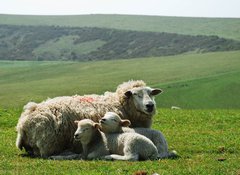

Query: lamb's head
[
  {"left": 100, "top": 112, "right": 131, "bottom": 133},
  {"left": 74, "top": 119, "right": 100, "bottom": 145},
  {"left": 125, "top": 86, "right": 162, "bottom": 115}
]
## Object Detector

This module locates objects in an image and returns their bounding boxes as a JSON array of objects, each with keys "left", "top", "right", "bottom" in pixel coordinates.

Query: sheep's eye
[
  {"left": 111, "top": 119, "right": 118, "bottom": 122},
  {"left": 83, "top": 128, "right": 89, "bottom": 132},
  {"left": 135, "top": 94, "right": 143, "bottom": 98}
]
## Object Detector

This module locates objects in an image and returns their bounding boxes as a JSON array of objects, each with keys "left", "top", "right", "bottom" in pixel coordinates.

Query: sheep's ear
[
  {"left": 94, "top": 123, "right": 101, "bottom": 129},
  {"left": 124, "top": 91, "right": 132, "bottom": 98},
  {"left": 121, "top": 120, "right": 131, "bottom": 127},
  {"left": 74, "top": 120, "right": 79, "bottom": 125},
  {"left": 151, "top": 88, "right": 163, "bottom": 96}
]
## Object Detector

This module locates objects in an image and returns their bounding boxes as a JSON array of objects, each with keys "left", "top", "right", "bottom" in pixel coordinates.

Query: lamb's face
[
  {"left": 100, "top": 112, "right": 122, "bottom": 133},
  {"left": 100, "top": 112, "right": 130, "bottom": 133},
  {"left": 125, "top": 87, "right": 162, "bottom": 115},
  {"left": 74, "top": 119, "right": 98, "bottom": 145}
]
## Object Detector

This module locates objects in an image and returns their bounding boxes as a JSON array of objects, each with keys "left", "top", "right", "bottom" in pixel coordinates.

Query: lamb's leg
[{"left": 104, "top": 154, "right": 139, "bottom": 161}]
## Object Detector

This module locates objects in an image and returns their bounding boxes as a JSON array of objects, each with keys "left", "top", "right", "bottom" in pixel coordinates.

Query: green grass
[
  {"left": 159, "top": 71, "right": 240, "bottom": 109},
  {"left": 0, "top": 108, "right": 239, "bottom": 174},
  {"left": 0, "top": 14, "right": 240, "bottom": 40},
  {"left": 0, "top": 51, "right": 240, "bottom": 108},
  {"left": 0, "top": 50, "right": 240, "bottom": 174}
]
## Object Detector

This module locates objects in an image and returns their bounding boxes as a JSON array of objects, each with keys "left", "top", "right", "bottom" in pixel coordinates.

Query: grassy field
[
  {"left": 0, "top": 50, "right": 240, "bottom": 174},
  {"left": 0, "top": 108, "right": 239, "bottom": 174},
  {"left": 0, "top": 51, "right": 240, "bottom": 108},
  {"left": 0, "top": 14, "right": 240, "bottom": 40}
]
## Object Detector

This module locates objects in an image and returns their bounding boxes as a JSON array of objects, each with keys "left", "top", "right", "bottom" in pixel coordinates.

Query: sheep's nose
[
  {"left": 146, "top": 103, "right": 154, "bottom": 112},
  {"left": 74, "top": 133, "right": 79, "bottom": 138},
  {"left": 100, "top": 118, "right": 106, "bottom": 123}
]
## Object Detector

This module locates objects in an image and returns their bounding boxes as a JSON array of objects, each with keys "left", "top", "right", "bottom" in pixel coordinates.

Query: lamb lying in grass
[
  {"left": 74, "top": 119, "right": 158, "bottom": 161},
  {"left": 74, "top": 119, "right": 110, "bottom": 160},
  {"left": 100, "top": 112, "right": 177, "bottom": 159}
]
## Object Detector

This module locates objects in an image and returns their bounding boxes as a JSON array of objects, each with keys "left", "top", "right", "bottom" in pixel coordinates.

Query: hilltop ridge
[
  {"left": 0, "top": 14, "right": 240, "bottom": 40},
  {"left": 1, "top": 24, "right": 240, "bottom": 61}
]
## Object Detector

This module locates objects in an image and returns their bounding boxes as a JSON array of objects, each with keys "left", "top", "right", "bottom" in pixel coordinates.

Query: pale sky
[{"left": 0, "top": 0, "right": 240, "bottom": 18}]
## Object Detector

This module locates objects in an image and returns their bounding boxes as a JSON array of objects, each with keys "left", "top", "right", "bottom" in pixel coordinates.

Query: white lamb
[
  {"left": 16, "top": 80, "right": 162, "bottom": 157},
  {"left": 50, "top": 119, "right": 109, "bottom": 160},
  {"left": 74, "top": 119, "right": 158, "bottom": 161},
  {"left": 73, "top": 119, "right": 110, "bottom": 160},
  {"left": 100, "top": 112, "right": 178, "bottom": 159}
]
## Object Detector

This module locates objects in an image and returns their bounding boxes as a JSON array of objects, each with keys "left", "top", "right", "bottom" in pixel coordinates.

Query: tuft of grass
[{"left": 0, "top": 108, "right": 239, "bottom": 174}]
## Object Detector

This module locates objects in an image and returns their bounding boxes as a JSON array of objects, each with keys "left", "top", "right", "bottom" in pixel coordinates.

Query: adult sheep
[{"left": 16, "top": 80, "right": 162, "bottom": 157}]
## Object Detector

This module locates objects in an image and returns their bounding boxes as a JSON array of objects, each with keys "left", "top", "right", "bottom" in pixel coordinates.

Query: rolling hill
[
  {"left": 0, "top": 14, "right": 239, "bottom": 109},
  {"left": 0, "top": 51, "right": 239, "bottom": 108},
  {"left": 0, "top": 14, "right": 240, "bottom": 40},
  {"left": 1, "top": 24, "right": 240, "bottom": 61}
]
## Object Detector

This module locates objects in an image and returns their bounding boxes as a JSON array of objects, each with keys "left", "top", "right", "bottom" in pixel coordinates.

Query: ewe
[
  {"left": 16, "top": 80, "right": 162, "bottom": 157},
  {"left": 100, "top": 112, "right": 178, "bottom": 159},
  {"left": 74, "top": 119, "right": 158, "bottom": 161}
]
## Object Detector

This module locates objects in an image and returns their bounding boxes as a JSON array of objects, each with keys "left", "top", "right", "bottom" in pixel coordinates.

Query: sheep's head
[
  {"left": 100, "top": 112, "right": 131, "bottom": 133},
  {"left": 74, "top": 119, "right": 100, "bottom": 145},
  {"left": 124, "top": 87, "right": 162, "bottom": 115}
]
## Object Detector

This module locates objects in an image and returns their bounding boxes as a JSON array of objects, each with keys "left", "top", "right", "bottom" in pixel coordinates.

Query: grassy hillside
[
  {"left": 159, "top": 71, "right": 240, "bottom": 109},
  {"left": 1, "top": 25, "right": 239, "bottom": 61},
  {"left": 1, "top": 108, "right": 239, "bottom": 174},
  {"left": 0, "top": 14, "right": 239, "bottom": 40},
  {"left": 0, "top": 51, "right": 240, "bottom": 109}
]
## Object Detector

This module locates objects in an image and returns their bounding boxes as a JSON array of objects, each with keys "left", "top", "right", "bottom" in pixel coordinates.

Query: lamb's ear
[
  {"left": 94, "top": 123, "right": 101, "bottom": 130},
  {"left": 124, "top": 91, "right": 132, "bottom": 98},
  {"left": 74, "top": 120, "right": 79, "bottom": 125},
  {"left": 151, "top": 88, "right": 163, "bottom": 96},
  {"left": 121, "top": 120, "right": 131, "bottom": 127}
]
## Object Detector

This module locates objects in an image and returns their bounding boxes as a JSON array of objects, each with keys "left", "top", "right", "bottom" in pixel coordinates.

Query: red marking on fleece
[{"left": 78, "top": 97, "right": 94, "bottom": 103}]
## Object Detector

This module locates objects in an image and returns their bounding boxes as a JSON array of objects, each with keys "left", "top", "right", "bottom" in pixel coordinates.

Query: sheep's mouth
[
  {"left": 99, "top": 121, "right": 110, "bottom": 130},
  {"left": 137, "top": 109, "right": 155, "bottom": 118},
  {"left": 143, "top": 107, "right": 155, "bottom": 115},
  {"left": 74, "top": 135, "right": 81, "bottom": 141},
  {"left": 140, "top": 109, "right": 152, "bottom": 116},
  {"left": 146, "top": 108, "right": 154, "bottom": 113}
]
